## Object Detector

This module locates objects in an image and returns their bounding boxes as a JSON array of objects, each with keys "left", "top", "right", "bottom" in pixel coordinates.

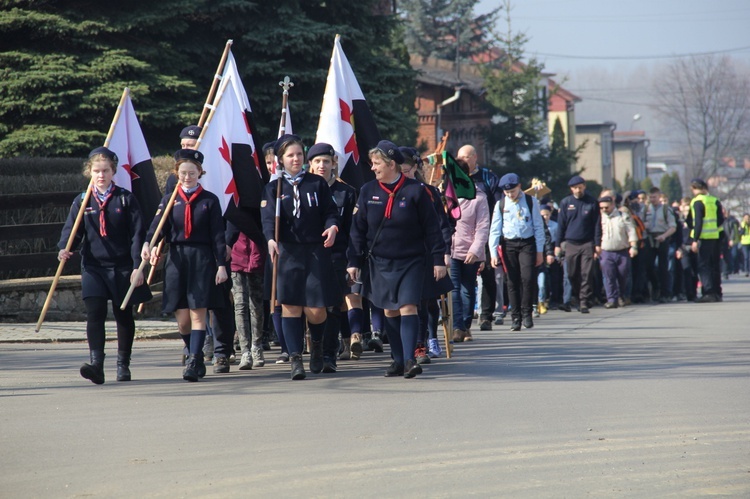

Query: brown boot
[
  {"left": 338, "top": 337, "right": 351, "bottom": 360},
  {"left": 350, "top": 333, "right": 363, "bottom": 360},
  {"left": 463, "top": 330, "right": 473, "bottom": 342},
  {"left": 452, "top": 329, "right": 465, "bottom": 343}
]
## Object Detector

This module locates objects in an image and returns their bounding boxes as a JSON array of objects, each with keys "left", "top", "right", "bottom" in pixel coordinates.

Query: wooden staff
[
  {"left": 35, "top": 88, "right": 131, "bottom": 332},
  {"left": 270, "top": 76, "right": 294, "bottom": 309},
  {"left": 137, "top": 41, "right": 234, "bottom": 314},
  {"left": 120, "top": 183, "right": 181, "bottom": 310}
]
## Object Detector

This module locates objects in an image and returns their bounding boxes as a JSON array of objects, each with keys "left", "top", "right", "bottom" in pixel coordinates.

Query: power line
[{"left": 529, "top": 45, "right": 750, "bottom": 61}]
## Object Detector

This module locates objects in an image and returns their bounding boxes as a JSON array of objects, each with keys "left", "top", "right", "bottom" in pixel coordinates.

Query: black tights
[{"left": 84, "top": 297, "right": 135, "bottom": 353}]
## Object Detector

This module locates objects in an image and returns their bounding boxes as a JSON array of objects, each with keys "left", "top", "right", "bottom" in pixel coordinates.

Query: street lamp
[{"left": 630, "top": 113, "right": 642, "bottom": 130}]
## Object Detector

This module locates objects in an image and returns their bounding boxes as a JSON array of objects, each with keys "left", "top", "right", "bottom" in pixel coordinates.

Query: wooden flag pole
[
  {"left": 35, "top": 88, "right": 131, "bottom": 332},
  {"left": 138, "top": 41, "right": 234, "bottom": 313},
  {"left": 120, "top": 183, "right": 182, "bottom": 310},
  {"left": 198, "top": 39, "right": 233, "bottom": 127},
  {"left": 270, "top": 76, "right": 294, "bottom": 310}
]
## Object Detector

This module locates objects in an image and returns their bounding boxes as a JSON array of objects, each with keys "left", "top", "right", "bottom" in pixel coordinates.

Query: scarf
[
  {"left": 93, "top": 183, "right": 115, "bottom": 237},
  {"left": 177, "top": 184, "right": 204, "bottom": 239},
  {"left": 282, "top": 170, "right": 306, "bottom": 218},
  {"left": 378, "top": 174, "right": 406, "bottom": 219}
]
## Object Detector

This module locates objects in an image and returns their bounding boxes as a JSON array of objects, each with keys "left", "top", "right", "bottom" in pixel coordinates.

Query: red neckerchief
[
  {"left": 92, "top": 184, "right": 115, "bottom": 237},
  {"left": 177, "top": 185, "right": 204, "bottom": 239},
  {"left": 378, "top": 174, "right": 406, "bottom": 219}
]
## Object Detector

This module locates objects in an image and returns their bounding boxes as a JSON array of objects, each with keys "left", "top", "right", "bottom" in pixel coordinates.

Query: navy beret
[
  {"left": 398, "top": 146, "right": 423, "bottom": 167},
  {"left": 691, "top": 178, "right": 708, "bottom": 189},
  {"left": 274, "top": 134, "right": 302, "bottom": 156},
  {"left": 307, "top": 142, "right": 336, "bottom": 162},
  {"left": 568, "top": 175, "right": 585, "bottom": 187},
  {"left": 88, "top": 146, "right": 118, "bottom": 164},
  {"left": 615, "top": 193, "right": 623, "bottom": 205},
  {"left": 174, "top": 148, "right": 204, "bottom": 164},
  {"left": 375, "top": 140, "right": 404, "bottom": 164},
  {"left": 539, "top": 204, "right": 552, "bottom": 212},
  {"left": 499, "top": 173, "right": 520, "bottom": 190},
  {"left": 598, "top": 196, "right": 613, "bottom": 203},
  {"left": 179, "top": 125, "right": 202, "bottom": 139},
  {"left": 262, "top": 141, "right": 276, "bottom": 153}
]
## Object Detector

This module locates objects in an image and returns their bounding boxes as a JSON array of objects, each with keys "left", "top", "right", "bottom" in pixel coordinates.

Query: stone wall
[{"left": 0, "top": 276, "right": 163, "bottom": 323}]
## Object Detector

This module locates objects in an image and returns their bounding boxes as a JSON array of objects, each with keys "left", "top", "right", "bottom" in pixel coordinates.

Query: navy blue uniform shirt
[
  {"left": 329, "top": 178, "right": 357, "bottom": 261},
  {"left": 58, "top": 186, "right": 145, "bottom": 269},
  {"left": 556, "top": 192, "right": 602, "bottom": 246},
  {"left": 348, "top": 176, "right": 446, "bottom": 268},
  {"left": 261, "top": 172, "right": 339, "bottom": 245}
]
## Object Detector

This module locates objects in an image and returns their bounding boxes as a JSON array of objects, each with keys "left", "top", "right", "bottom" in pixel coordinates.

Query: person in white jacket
[
  {"left": 449, "top": 161, "right": 490, "bottom": 342},
  {"left": 598, "top": 196, "right": 638, "bottom": 308}
]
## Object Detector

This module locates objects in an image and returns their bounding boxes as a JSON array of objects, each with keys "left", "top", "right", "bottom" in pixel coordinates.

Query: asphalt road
[{"left": 2, "top": 281, "right": 749, "bottom": 497}]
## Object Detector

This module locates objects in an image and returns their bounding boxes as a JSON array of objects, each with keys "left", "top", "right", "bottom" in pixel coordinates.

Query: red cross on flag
[
  {"left": 315, "top": 34, "right": 380, "bottom": 189},
  {"left": 106, "top": 88, "right": 161, "bottom": 226}
]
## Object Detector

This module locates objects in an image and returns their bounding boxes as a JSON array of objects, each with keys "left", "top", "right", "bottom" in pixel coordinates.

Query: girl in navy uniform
[
  {"left": 142, "top": 149, "right": 228, "bottom": 382},
  {"left": 58, "top": 147, "right": 151, "bottom": 384},
  {"left": 308, "top": 142, "right": 357, "bottom": 370},
  {"left": 399, "top": 147, "right": 453, "bottom": 360},
  {"left": 261, "top": 134, "right": 340, "bottom": 380},
  {"left": 347, "top": 140, "right": 447, "bottom": 378}
]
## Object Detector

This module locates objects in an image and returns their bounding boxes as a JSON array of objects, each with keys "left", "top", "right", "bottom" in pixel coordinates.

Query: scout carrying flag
[
  {"left": 107, "top": 88, "right": 161, "bottom": 226},
  {"left": 441, "top": 150, "right": 476, "bottom": 220},
  {"left": 315, "top": 34, "right": 381, "bottom": 189}
]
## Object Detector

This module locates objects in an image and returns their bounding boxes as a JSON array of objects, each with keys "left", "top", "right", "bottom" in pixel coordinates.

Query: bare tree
[{"left": 653, "top": 55, "right": 750, "bottom": 185}]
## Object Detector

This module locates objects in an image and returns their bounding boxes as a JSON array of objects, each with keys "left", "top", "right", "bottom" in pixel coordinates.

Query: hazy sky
[{"left": 476, "top": 0, "right": 750, "bottom": 154}]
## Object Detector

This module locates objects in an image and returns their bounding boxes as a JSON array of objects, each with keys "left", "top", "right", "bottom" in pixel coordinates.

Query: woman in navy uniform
[
  {"left": 142, "top": 149, "right": 228, "bottom": 382},
  {"left": 398, "top": 146, "right": 453, "bottom": 360},
  {"left": 58, "top": 147, "right": 151, "bottom": 384},
  {"left": 308, "top": 142, "right": 357, "bottom": 371},
  {"left": 348, "top": 140, "right": 447, "bottom": 378},
  {"left": 261, "top": 134, "right": 340, "bottom": 380}
]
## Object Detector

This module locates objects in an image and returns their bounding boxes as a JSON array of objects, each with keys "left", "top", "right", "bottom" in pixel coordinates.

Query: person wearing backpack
[
  {"left": 642, "top": 187, "right": 677, "bottom": 303},
  {"left": 489, "top": 173, "right": 546, "bottom": 330}
]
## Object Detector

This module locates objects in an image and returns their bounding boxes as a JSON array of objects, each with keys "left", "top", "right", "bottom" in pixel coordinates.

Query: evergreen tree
[
  {"left": 399, "top": 0, "right": 499, "bottom": 64},
  {"left": 481, "top": 0, "right": 547, "bottom": 169},
  {"left": 0, "top": 0, "right": 416, "bottom": 156},
  {"left": 622, "top": 171, "right": 639, "bottom": 192},
  {"left": 660, "top": 171, "right": 682, "bottom": 203},
  {"left": 640, "top": 177, "right": 654, "bottom": 191}
]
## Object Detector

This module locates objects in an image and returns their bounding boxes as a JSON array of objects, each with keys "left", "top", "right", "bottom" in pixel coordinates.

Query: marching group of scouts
[{"left": 58, "top": 126, "right": 728, "bottom": 385}]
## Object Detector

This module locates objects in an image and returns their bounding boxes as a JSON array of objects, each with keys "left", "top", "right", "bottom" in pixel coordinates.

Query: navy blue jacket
[
  {"left": 147, "top": 187, "right": 226, "bottom": 264},
  {"left": 348, "top": 176, "right": 446, "bottom": 268},
  {"left": 58, "top": 186, "right": 145, "bottom": 269},
  {"left": 329, "top": 178, "right": 358, "bottom": 261},
  {"left": 261, "top": 172, "right": 339, "bottom": 245},
  {"left": 556, "top": 193, "right": 602, "bottom": 246},
  {"left": 425, "top": 183, "right": 453, "bottom": 255}
]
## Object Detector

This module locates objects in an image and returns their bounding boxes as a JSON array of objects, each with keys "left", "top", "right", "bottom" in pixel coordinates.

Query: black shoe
[
  {"left": 116, "top": 351, "right": 131, "bottom": 382},
  {"left": 510, "top": 318, "right": 521, "bottom": 331},
  {"left": 604, "top": 301, "right": 618, "bottom": 309},
  {"left": 213, "top": 356, "right": 230, "bottom": 374},
  {"left": 309, "top": 340, "right": 324, "bottom": 374},
  {"left": 479, "top": 320, "right": 492, "bottom": 331},
  {"left": 368, "top": 331, "right": 384, "bottom": 352},
  {"left": 558, "top": 303, "right": 571, "bottom": 312},
  {"left": 384, "top": 361, "right": 404, "bottom": 377},
  {"left": 522, "top": 316, "right": 533, "bottom": 329},
  {"left": 404, "top": 359, "right": 423, "bottom": 379},
  {"left": 322, "top": 356, "right": 337, "bottom": 373},
  {"left": 182, "top": 355, "right": 200, "bottom": 382},
  {"left": 196, "top": 354, "right": 207, "bottom": 378},
  {"left": 696, "top": 294, "right": 718, "bottom": 303},
  {"left": 658, "top": 296, "right": 670, "bottom": 304},
  {"left": 579, "top": 307, "right": 590, "bottom": 314},
  {"left": 290, "top": 354, "right": 306, "bottom": 380},
  {"left": 362, "top": 332, "right": 373, "bottom": 351},
  {"left": 80, "top": 350, "right": 105, "bottom": 385}
]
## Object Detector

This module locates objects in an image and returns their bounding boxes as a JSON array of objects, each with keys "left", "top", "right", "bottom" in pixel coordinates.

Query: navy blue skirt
[
  {"left": 365, "top": 254, "right": 424, "bottom": 310},
  {"left": 273, "top": 242, "right": 340, "bottom": 307},
  {"left": 81, "top": 264, "right": 152, "bottom": 307},
  {"left": 422, "top": 257, "right": 453, "bottom": 299},
  {"left": 163, "top": 244, "right": 225, "bottom": 313}
]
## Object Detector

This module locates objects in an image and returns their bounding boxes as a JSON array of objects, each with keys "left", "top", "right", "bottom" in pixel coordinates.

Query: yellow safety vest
[
  {"left": 690, "top": 194, "right": 719, "bottom": 240},
  {"left": 741, "top": 222, "right": 750, "bottom": 245}
]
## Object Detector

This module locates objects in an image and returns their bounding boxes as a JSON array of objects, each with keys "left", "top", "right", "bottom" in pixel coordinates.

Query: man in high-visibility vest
[
  {"left": 686, "top": 178, "right": 725, "bottom": 303},
  {"left": 740, "top": 213, "right": 750, "bottom": 277}
]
